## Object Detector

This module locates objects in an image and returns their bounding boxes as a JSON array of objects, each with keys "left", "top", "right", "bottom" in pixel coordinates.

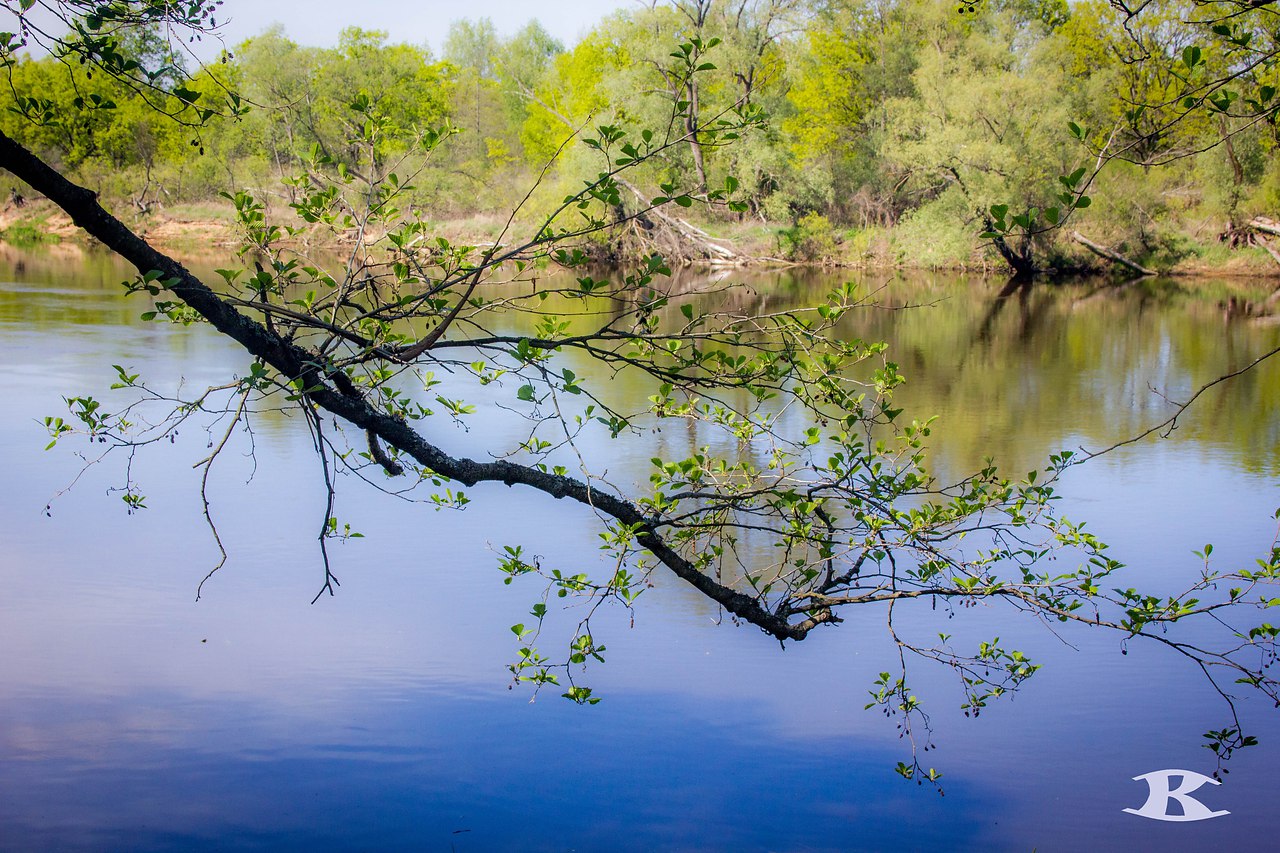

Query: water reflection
[
  {"left": 0, "top": 688, "right": 1003, "bottom": 852},
  {"left": 1, "top": 247, "right": 1279, "bottom": 849}
]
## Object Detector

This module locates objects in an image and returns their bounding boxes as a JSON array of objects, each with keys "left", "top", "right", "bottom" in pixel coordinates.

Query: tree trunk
[
  {"left": 683, "top": 80, "right": 709, "bottom": 196},
  {"left": 984, "top": 221, "right": 1037, "bottom": 278}
]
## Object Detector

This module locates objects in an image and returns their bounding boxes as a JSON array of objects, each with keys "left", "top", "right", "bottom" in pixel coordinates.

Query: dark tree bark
[{"left": 984, "top": 219, "right": 1038, "bottom": 279}]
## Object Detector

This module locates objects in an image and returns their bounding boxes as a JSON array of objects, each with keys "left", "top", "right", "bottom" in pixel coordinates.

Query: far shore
[{"left": 4, "top": 198, "right": 1280, "bottom": 281}]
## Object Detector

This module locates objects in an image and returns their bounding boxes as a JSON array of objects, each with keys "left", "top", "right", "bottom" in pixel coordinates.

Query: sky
[{"left": 200, "top": 0, "right": 641, "bottom": 56}]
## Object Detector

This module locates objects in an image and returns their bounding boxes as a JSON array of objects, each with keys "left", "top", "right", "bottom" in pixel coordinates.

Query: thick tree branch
[{"left": 0, "top": 127, "right": 813, "bottom": 641}]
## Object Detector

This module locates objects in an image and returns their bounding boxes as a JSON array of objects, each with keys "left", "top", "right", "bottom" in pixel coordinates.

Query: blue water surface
[{"left": 2, "top": 255, "right": 1279, "bottom": 850}]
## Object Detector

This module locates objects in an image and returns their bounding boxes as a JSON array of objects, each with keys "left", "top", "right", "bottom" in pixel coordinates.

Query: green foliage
[
  {"left": 0, "top": 221, "right": 54, "bottom": 246},
  {"left": 4, "top": 0, "right": 1279, "bottom": 269},
  {"left": 777, "top": 212, "right": 840, "bottom": 262},
  {"left": 892, "top": 188, "right": 980, "bottom": 268}
]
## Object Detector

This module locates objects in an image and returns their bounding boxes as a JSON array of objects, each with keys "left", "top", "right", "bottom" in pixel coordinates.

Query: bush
[
  {"left": 777, "top": 212, "right": 840, "bottom": 263},
  {"left": 891, "top": 188, "right": 979, "bottom": 268},
  {"left": 1, "top": 223, "right": 56, "bottom": 246}
]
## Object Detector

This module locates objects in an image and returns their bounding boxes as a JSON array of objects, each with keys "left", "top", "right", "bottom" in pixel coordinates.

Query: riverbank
[
  {"left": 0, "top": 199, "right": 519, "bottom": 256},
  {"left": 4, "top": 197, "right": 1280, "bottom": 280}
]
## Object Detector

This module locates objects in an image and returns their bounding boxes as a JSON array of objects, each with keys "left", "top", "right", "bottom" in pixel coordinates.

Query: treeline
[{"left": 3, "top": 0, "right": 1279, "bottom": 269}]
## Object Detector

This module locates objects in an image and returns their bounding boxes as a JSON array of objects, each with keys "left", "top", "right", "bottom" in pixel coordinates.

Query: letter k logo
[{"left": 1124, "top": 769, "right": 1230, "bottom": 821}]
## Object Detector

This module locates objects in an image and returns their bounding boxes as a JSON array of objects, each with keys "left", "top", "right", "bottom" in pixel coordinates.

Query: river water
[{"left": 1, "top": 246, "right": 1278, "bottom": 850}]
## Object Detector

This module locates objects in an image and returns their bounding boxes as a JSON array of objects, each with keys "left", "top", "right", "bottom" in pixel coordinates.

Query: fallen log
[
  {"left": 615, "top": 177, "right": 742, "bottom": 265},
  {"left": 1217, "top": 219, "right": 1280, "bottom": 268},
  {"left": 1249, "top": 216, "right": 1280, "bottom": 238},
  {"left": 1070, "top": 231, "right": 1156, "bottom": 276},
  {"left": 1255, "top": 235, "right": 1280, "bottom": 267}
]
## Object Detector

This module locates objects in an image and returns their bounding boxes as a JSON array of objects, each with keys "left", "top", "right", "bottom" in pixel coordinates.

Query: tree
[
  {"left": 872, "top": 0, "right": 1079, "bottom": 274},
  {"left": 436, "top": 19, "right": 566, "bottom": 198},
  {"left": 979, "top": 0, "right": 1280, "bottom": 271},
  {"left": 4, "top": 0, "right": 1280, "bottom": 783},
  {"left": 783, "top": 0, "right": 918, "bottom": 224},
  {"left": 643, "top": 0, "right": 808, "bottom": 208}
]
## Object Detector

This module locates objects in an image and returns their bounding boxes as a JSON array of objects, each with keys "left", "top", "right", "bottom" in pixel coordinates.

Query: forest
[{"left": 4, "top": 0, "right": 1280, "bottom": 273}]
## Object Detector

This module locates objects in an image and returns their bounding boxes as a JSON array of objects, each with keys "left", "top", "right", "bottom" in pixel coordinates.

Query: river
[{"left": 1, "top": 245, "right": 1278, "bottom": 850}]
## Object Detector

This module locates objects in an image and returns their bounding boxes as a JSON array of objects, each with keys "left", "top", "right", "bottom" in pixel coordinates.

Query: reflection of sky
[
  {"left": 2, "top": 256, "right": 1280, "bottom": 848},
  {"left": 0, "top": 689, "right": 994, "bottom": 851}
]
